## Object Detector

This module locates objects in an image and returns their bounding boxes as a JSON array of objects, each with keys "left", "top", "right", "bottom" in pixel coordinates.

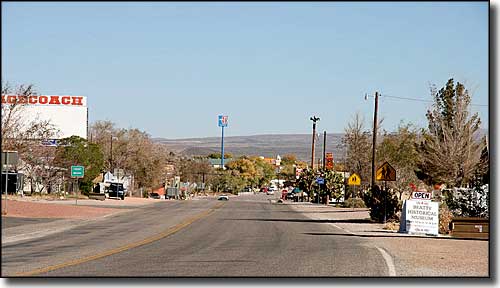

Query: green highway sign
[{"left": 71, "top": 166, "right": 85, "bottom": 178}]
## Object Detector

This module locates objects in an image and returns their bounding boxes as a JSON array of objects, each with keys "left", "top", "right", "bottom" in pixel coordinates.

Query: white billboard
[{"left": 1, "top": 95, "right": 88, "bottom": 140}]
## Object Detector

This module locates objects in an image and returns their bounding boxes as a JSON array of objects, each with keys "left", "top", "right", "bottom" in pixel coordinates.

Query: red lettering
[
  {"left": 61, "top": 96, "right": 71, "bottom": 105},
  {"left": 18, "top": 96, "right": 28, "bottom": 104},
  {"left": 7, "top": 95, "right": 17, "bottom": 104},
  {"left": 71, "top": 96, "right": 83, "bottom": 106},
  {"left": 38, "top": 96, "right": 48, "bottom": 104},
  {"left": 29, "top": 96, "right": 38, "bottom": 104},
  {"left": 49, "top": 95, "right": 61, "bottom": 104},
  {"left": 1, "top": 95, "right": 6, "bottom": 104}
]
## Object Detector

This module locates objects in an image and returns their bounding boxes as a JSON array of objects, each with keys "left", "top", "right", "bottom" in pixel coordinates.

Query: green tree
[
  {"left": 207, "top": 152, "right": 233, "bottom": 159},
  {"left": 321, "top": 168, "right": 345, "bottom": 202},
  {"left": 297, "top": 168, "right": 317, "bottom": 199},
  {"left": 416, "top": 79, "right": 485, "bottom": 187},
  {"left": 226, "top": 158, "right": 258, "bottom": 188},
  {"left": 54, "top": 136, "right": 104, "bottom": 193},
  {"left": 377, "top": 123, "right": 421, "bottom": 199},
  {"left": 252, "top": 156, "right": 276, "bottom": 187}
]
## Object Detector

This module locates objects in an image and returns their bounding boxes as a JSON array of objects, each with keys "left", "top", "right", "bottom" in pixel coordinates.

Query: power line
[{"left": 365, "top": 93, "right": 487, "bottom": 107}]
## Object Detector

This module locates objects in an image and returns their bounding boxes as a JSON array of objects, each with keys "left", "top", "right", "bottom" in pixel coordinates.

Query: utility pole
[
  {"left": 323, "top": 131, "right": 326, "bottom": 170},
  {"left": 110, "top": 134, "right": 113, "bottom": 173},
  {"left": 310, "top": 116, "right": 320, "bottom": 170},
  {"left": 371, "top": 92, "right": 379, "bottom": 190}
]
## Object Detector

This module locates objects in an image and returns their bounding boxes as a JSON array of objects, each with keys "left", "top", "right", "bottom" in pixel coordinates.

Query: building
[
  {"left": 1, "top": 94, "right": 88, "bottom": 140},
  {"left": 207, "top": 158, "right": 232, "bottom": 169},
  {"left": 1, "top": 94, "right": 88, "bottom": 195}
]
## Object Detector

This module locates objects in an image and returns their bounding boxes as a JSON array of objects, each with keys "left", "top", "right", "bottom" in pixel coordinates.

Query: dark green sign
[{"left": 71, "top": 166, "right": 85, "bottom": 178}]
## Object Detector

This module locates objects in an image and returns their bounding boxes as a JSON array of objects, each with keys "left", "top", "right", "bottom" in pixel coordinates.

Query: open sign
[{"left": 411, "top": 191, "right": 432, "bottom": 200}]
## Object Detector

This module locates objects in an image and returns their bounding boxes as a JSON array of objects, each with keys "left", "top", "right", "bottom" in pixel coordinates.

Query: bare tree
[
  {"left": 2, "top": 83, "right": 59, "bottom": 152},
  {"left": 2, "top": 83, "right": 60, "bottom": 195},
  {"left": 343, "top": 113, "right": 372, "bottom": 187}
]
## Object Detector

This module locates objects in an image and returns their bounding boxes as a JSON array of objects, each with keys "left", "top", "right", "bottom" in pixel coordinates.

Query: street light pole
[
  {"left": 110, "top": 134, "right": 113, "bottom": 173},
  {"left": 310, "top": 116, "right": 320, "bottom": 170}
]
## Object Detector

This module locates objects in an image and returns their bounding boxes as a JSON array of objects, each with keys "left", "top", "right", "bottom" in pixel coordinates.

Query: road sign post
[
  {"left": 71, "top": 166, "right": 85, "bottom": 205},
  {"left": 218, "top": 115, "right": 228, "bottom": 170},
  {"left": 316, "top": 177, "right": 324, "bottom": 204},
  {"left": 376, "top": 162, "right": 397, "bottom": 223},
  {"left": 347, "top": 173, "right": 361, "bottom": 204},
  {"left": 2, "top": 151, "right": 18, "bottom": 215}
]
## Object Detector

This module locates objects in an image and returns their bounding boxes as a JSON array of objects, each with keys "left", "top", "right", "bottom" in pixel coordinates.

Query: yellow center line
[{"left": 13, "top": 202, "right": 225, "bottom": 277}]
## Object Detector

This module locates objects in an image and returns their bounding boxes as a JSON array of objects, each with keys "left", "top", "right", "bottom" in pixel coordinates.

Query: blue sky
[{"left": 2, "top": 2, "right": 489, "bottom": 139}]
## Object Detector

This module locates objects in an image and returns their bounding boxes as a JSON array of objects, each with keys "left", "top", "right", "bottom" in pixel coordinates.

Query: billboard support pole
[{"left": 221, "top": 125, "right": 224, "bottom": 170}]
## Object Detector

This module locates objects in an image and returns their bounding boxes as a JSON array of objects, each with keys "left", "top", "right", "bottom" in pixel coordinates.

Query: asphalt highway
[{"left": 2, "top": 194, "right": 389, "bottom": 277}]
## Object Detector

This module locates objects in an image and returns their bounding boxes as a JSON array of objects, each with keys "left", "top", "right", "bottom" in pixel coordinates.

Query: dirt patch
[{"left": 1, "top": 200, "right": 124, "bottom": 219}]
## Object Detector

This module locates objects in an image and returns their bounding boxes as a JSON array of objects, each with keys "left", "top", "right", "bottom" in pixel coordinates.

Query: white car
[
  {"left": 266, "top": 186, "right": 277, "bottom": 195},
  {"left": 217, "top": 195, "right": 229, "bottom": 201}
]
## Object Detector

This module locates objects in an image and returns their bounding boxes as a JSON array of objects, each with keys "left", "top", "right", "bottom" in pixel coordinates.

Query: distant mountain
[
  {"left": 153, "top": 128, "right": 489, "bottom": 162},
  {"left": 153, "top": 134, "right": 347, "bottom": 162}
]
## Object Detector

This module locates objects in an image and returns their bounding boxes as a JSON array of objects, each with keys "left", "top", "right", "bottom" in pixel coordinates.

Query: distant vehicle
[
  {"left": 266, "top": 190, "right": 275, "bottom": 195},
  {"left": 218, "top": 194, "right": 229, "bottom": 201},
  {"left": 260, "top": 187, "right": 268, "bottom": 193},
  {"left": 286, "top": 188, "right": 304, "bottom": 200},
  {"left": 93, "top": 182, "right": 125, "bottom": 200},
  {"left": 149, "top": 192, "right": 161, "bottom": 199},
  {"left": 106, "top": 182, "right": 125, "bottom": 200}
]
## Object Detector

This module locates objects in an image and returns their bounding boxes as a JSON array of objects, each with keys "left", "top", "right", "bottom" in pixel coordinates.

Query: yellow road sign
[
  {"left": 348, "top": 173, "right": 361, "bottom": 186},
  {"left": 376, "top": 161, "right": 396, "bottom": 181}
]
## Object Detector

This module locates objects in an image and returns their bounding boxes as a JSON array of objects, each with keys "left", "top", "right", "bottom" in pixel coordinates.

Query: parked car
[
  {"left": 105, "top": 182, "right": 125, "bottom": 200},
  {"left": 149, "top": 192, "right": 161, "bottom": 199},
  {"left": 218, "top": 194, "right": 229, "bottom": 201}
]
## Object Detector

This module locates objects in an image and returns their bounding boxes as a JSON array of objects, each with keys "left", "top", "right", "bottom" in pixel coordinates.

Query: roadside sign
[
  {"left": 348, "top": 173, "right": 361, "bottom": 186},
  {"left": 1, "top": 151, "right": 18, "bottom": 167},
  {"left": 316, "top": 177, "right": 324, "bottom": 185},
  {"left": 411, "top": 191, "right": 432, "bottom": 201},
  {"left": 399, "top": 199, "right": 439, "bottom": 236},
  {"left": 71, "top": 166, "right": 85, "bottom": 178},
  {"left": 218, "top": 115, "right": 228, "bottom": 127},
  {"left": 41, "top": 139, "right": 58, "bottom": 147},
  {"left": 325, "top": 152, "right": 334, "bottom": 170},
  {"left": 376, "top": 161, "right": 396, "bottom": 181}
]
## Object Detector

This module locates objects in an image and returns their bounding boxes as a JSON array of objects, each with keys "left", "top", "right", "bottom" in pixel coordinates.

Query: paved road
[{"left": 2, "top": 194, "right": 389, "bottom": 277}]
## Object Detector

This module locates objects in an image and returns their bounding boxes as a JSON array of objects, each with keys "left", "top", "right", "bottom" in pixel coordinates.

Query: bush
[
  {"left": 362, "top": 185, "right": 400, "bottom": 223},
  {"left": 439, "top": 202, "right": 454, "bottom": 234},
  {"left": 343, "top": 198, "right": 366, "bottom": 208}
]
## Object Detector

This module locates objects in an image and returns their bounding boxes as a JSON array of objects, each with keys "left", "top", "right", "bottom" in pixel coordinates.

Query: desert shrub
[
  {"left": 363, "top": 185, "right": 400, "bottom": 223},
  {"left": 439, "top": 202, "right": 454, "bottom": 234},
  {"left": 343, "top": 198, "right": 366, "bottom": 208}
]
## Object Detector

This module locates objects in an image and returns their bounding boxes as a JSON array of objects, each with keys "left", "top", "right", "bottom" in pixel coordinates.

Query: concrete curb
[{"left": 286, "top": 202, "right": 488, "bottom": 241}]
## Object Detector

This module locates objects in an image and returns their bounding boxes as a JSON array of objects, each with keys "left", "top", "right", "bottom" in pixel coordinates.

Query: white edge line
[{"left": 376, "top": 246, "right": 397, "bottom": 276}]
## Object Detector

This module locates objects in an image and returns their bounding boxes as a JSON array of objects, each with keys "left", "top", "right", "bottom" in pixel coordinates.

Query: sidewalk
[{"left": 285, "top": 202, "right": 489, "bottom": 277}]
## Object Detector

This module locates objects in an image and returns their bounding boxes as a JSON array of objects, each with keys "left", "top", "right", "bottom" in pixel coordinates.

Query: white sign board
[
  {"left": 400, "top": 200, "right": 439, "bottom": 236},
  {"left": 2, "top": 95, "right": 88, "bottom": 140}
]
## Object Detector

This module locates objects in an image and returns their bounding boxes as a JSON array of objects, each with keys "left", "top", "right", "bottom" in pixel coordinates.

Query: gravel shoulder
[{"left": 286, "top": 202, "right": 489, "bottom": 277}]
